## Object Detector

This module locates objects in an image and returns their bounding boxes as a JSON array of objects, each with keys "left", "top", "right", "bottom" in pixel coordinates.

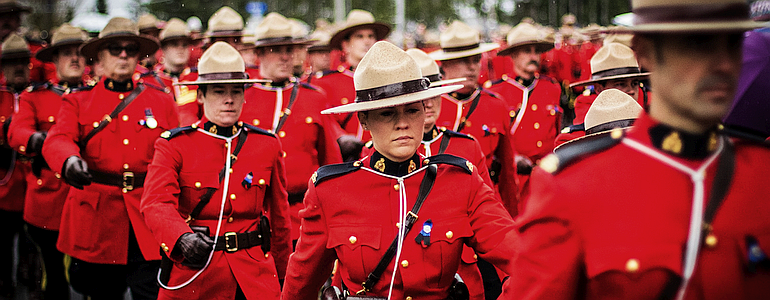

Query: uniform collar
[
  {"left": 199, "top": 117, "right": 241, "bottom": 138},
  {"left": 103, "top": 78, "right": 134, "bottom": 92},
  {"left": 632, "top": 113, "right": 720, "bottom": 159},
  {"left": 369, "top": 151, "right": 422, "bottom": 177},
  {"left": 422, "top": 125, "right": 441, "bottom": 142},
  {"left": 515, "top": 76, "right": 534, "bottom": 88}
]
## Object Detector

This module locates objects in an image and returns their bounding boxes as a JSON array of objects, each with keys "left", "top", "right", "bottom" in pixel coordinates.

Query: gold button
[
  {"left": 118, "top": 94, "right": 125, "bottom": 100},
  {"left": 230, "top": 194, "right": 236, "bottom": 200},
  {"left": 47, "top": 116, "right": 54, "bottom": 122},
  {"left": 705, "top": 234, "right": 718, "bottom": 248},
  {"left": 423, "top": 159, "right": 430, "bottom": 164},
  {"left": 18, "top": 145, "right": 25, "bottom": 152},
  {"left": 393, "top": 184, "right": 399, "bottom": 191},
  {"left": 228, "top": 217, "right": 234, "bottom": 223},
  {"left": 122, "top": 188, "right": 128, "bottom": 193},
  {"left": 258, "top": 178, "right": 266, "bottom": 185},
  {"left": 445, "top": 231, "right": 454, "bottom": 239},
  {"left": 282, "top": 151, "right": 287, "bottom": 158},
  {"left": 252, "top": 119, "right": 260, "bottom": 126},
  {"left": 305, "top": 117, "right": 313, "bottom": 124},
  {"left": 349, "top": 236, "right": 357, "bottom": 244},
  {"left": 0, "top": 116, "right": 4, "bottom": 122},
  {"left": 278, "top": 131, "right": 286, "bottom": 138},
  {"left": 341, "top": 97, "right": 349, "bottom": 104},
  {"left": 229, "top": 168, "right": 233, "bottom": 173},
  {"left": 550, "top": 109, "right": 556, "bottom": 116},
  {"left": 395, "top": 223, "right": 401, "bottom": 228},
  {"left": 401, "top": 260, "right": 409, "bottom": 268},
  {"left": 265, "top": 253, "right": 269, "bottom": 258},
  {"left": 406, "top": 297, "right": 412, "bottom": 300},
  {"left": 122, "top": 139, "right": 129, "bottom": 145},
  {"left": 55, "top": 173, "right": 61, "bottom": 179},
  {"left": 509, "top": 110, "right": 516, "bottom": 118},
  {"left": 625, "top": 259, "right": 640, "bottom": 273},
  {"left": 161, "top": 242, "right": 169, "bottom": 252},
  {"left": 531, "top": 104, "right": 538, "bottom": 111},
  {"left": 536, "top": 141, "right": 543, "bottom": 147},
  {"left": 123, "top": 163, "right": 129, "bottom": 169},
  {"left": 465, "top": 120, "right": 471, "bottom": 127},
  {"left": 36, "top": 179, "right": 42, "bottom": 185},
  {"left": 194, "top": 182, "right": 201, "bottom": 188},
  {"left": 122, "top": 115, "right": 129, "bottom": 121},
  {"left": 533, "top": 122, "right": 540, "bottom": 129},
  {"left": 92, "top": 121, "right": 99, "bottom": 128},
  {"left": 473, "top": 254, "right": 478, "bottom": 260}
]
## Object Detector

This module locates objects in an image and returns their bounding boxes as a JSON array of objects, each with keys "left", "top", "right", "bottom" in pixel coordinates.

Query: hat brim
[
  {"left": 622, "top": 20, "right": 767, "bottom": 33},
  {"left": 0, "top": 5, "right": 31, "bottom": 14},
  {"left": 322, "top": 84, "right": 462, "bottom": 114},
  {"left": 253, "top": 38, "right": 315, "bottom": 48},
  {"left": 174, "top": 78, "right": 270, "bottom": 86},
  {"left": 0, "top": 51, "right": 30, "bottom": 62},
  {"left": 569, "top": 72, "right": 650, "bottom": 88},
  {"left": 204, "top": 31, "right": 253, "bottom": 38},
  {"left": 497, "top": 41, "right": 554, "bottom": 56},
  {"left": 79, "top": 33, "right": 160, "bottom": 60},
  {"left": 161, "top": 36, "right": 194, "bottom": 46},
  {"left": 35, "top": 40, "right": 85, "bottom": 62},
  {"left": 429, "top": 77, "right": 465, "bottom": 87},
  {"left": 429, "top": 43, "right": 499, "bottom": 61},
  {"left": 330, "top": 23, "right": 391, "bottom": 50}
]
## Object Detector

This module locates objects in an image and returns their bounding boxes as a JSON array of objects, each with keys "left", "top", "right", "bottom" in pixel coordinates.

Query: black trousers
[
  {"left": 0, "top": 209, "right": 23, "bottom": 297},
  {"left": 25, "top": 223, "right": 70, "bottom": 300}
]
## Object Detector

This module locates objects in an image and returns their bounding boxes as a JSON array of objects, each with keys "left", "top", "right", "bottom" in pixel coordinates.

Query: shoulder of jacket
[
  {"left": 424, "top": 153, "right": 474, "bottom": 175},
  {"left": 243, "top": 123, "right": 277, "bottom": 138},
  {"left": 69, "top": 82, "right": 96, "bottom": 93},
  {"left": 312, "top": 161, "right": 362, "bottom": 186},
  {"left": 298, "top": 81, "right": 321, "bottom": 92},
  {"left": 483, "top": 78, "right": 505, "bottom": 88},
  {"left": 537, "top": 74, "right": 559, "bottom": 85},
  {"left": 440, "top": 127, "right": 474, "bottom": 141},
  {"left": 160, "top": 126, "right": 195, "bottom": 140},
  {"left": 25, "top": 82, "right": 49, "bottom": 93},
  {"left": 479, "top": 88, "right": 502, "bottom": 99},
  {"left": 140, "top": 81, "right": 170, "bottom": 94},
  {"left": 542, "top": 128, "right": 625, "bottom": 174}
]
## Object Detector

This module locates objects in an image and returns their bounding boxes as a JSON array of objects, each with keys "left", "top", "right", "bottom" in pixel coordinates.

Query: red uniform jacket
[
  {"left": 311, "top": 64, "right": 368, "bottom": 140},
  {"left": 138, "top": 65, "right": 199, "bottom": 127},
  {"left": 42, "top": 78, "right": 179, "bottom": 264},
  {"left": 8, "top": 83, "right": 73, "bottom": 229},
  {"left": 435, "top": 88, "right": 519, "bottom": 217},
  {"left": 282, "top": 152, "right": 517, "bottom": 300},
  {"left": 141, "top": 119, "right": 291, "bottom": 299},
  {"left": 503, "top": 113, "right": 770, "bottom": 299},
  {"left": 0, "top": 89, "right": 27, "bottom": 212}
]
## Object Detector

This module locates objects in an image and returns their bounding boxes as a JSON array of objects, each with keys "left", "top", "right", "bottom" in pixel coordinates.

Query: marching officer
[
  {"left": 137, "top": 13, "right": 162, "bottom": 69},
  {"left": 243, "top": 12, "right": 342, "bottom": 245},
  {"left": 7, "top": 23, "right": 89, "bottom": 300},
  {"left": 0, "top": 0, "right": 55, "bottom": 83},
  {"left": 503, "top": 0, "right": 770, "bottom": 299},
  {"left": 141, "top": 41, "right": 291, "bottom": 300},
  {"left": 41, "top": 17, "right": 179, "bottom": 299},
  {"left": 283, "top": 41, "right": 517, "bottom": 300},
  {"left": 304, "top": 29, "right": 332, "bottom": 85},
  {"left": 487, "top": 22, "right": 562, "bottom": 203}
]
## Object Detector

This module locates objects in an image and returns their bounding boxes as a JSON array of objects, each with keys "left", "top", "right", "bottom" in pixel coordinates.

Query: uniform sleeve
[
  {"left": 499, "top": 167, "right": 582, "bottom": 300},
  {"left": 8, "top": 92, "right": 39, "bottom": 155},
  {"left": 470, "top": 137, "right": 493, "bottom": 188},
  {"left": 42, "top": 94, "right": 82, "bottom": 174},
  {"left": 264, "top": 138, "right": 291, "bottom": 279},
  {"left": 281, "top": 183, "right": 337, "bottom": 300},
  {"left": 493, "top": 98, "right": 520, "bottom": 217},
  {"left": 140, "top": 137, "right": 192, "bottom": 262}
]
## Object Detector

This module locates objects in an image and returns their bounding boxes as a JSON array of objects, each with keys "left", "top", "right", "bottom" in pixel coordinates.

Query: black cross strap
[
  {"left": 78, "top": 83, "right": 145, "bottom": 150},
  {"left": 358, "top": 163, "right": 438, "bottom": 295},
  {"left": 274, "top": 82, "right": 300, "bottom": 133},
  {"left": 456, "top": 91, "right": 481, "bottom": 132}
]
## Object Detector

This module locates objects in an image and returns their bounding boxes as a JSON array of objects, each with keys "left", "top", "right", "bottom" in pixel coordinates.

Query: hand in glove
[
  {"left": 175, "top": 232, "right": 213, "bottom": 269},
  {"left": 337, "top": 134, "right": 364, "bottom": 162},
  {"left": 63, "top": 156, "right": 92, "bottom": 189},
  {"left": 515, "top": 155, "right": 534, "bottom": 175},
  {"left": 27, "top": 131, "right": 46, "bottom": 154}
]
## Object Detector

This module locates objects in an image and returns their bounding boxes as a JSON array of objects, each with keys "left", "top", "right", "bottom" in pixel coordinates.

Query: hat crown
[
  {"left": 506, "top": 23, "right": 544, "bottom": 46},
  {"left": 289, "top": 18, "right": 308, "bottom": 38},
  {"left": 584, "top": 89, "right": 643, "bottom": 130},
  {"left": 406, "top": 48, "right": 440, "bottom": 77},
  {"left": 160, "top": 18, "right": 190, "bottom": 42},
  {"left": 440, "top": 21, "right": 480, "bottom": 48},
  {"left": 198, "top": 42, "right": 245, "bottom": 75},
  {"left": 344, "top": 9, "right": 376, "bottom": 28},
  {"left": 137, "top": 13, "right": 160, "bottom": 31},
  {"left": 590, "top": 43, "right": 639, "bottom": 74},
  {"left": 50, "top": 23, "right": 88, "bottom": 46},
  {"left": 255, "top": 12, "right": 293, "bottom": 40},
  {"left": 208, "top": 6, "right": 244, "bottom": 33},
  {"left": 2, "top": 32, "right": 28, "bottom": 55},
  {"left": 309, "top": 30, "right": 331, "bottom": 46},
  {"left": 99, "top": 17, "right": 139, "bottom": 38},
  {"left": 354, "top": 41, "right": 422, "bottom": 91}
]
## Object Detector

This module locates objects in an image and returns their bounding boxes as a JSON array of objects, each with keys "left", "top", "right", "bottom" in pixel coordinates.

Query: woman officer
[{"left": 281, "top": 41, "right": 517, "bottom": 300}]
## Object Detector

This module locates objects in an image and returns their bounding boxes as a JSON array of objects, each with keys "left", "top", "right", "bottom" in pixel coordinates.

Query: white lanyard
[
  {"left": 271, "top": 86, "right": 285, "bottom": 132},
  {"left": 421, "top": 132, "right": 443, "bottom": 157},
  {"left": 509, "top": 79, "right": 536, "bottom": 137},
  {"left": 622, "top": 137, "right": 723, "bottom": 300},
  {"left": 447, "top": 90, "right": 480, "bottom": 132}
]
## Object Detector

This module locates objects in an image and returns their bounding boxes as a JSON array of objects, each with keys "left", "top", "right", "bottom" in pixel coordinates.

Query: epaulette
[
  {"left": 541, "top": 128, "right": 625, "bottom": 174},
  {"left": 25, "top": 82, "right": 49, "bottom": 93},
  {"left": 69, "top": 82, "right": 95, "bottom": 93},
  {"left": 560, "top": 123, "right": 585, "bottom": 134},
  {"left": 159, "top": 126, "right": 195, "bottom": 140},
  {"left": 299, "top": 81, "right": 319, "bottom": 92},
  {"left": 423, "top": 153, "right": 473, "bottom": 174},
  {"left": 440, "top": 127, "right": 474, "bottom": 140},
  {"left": 483, "top": 78, "right": 505, "bottom": 88},
  {"left": 480, "top": 88, "right": 502, "bottom": 99},
  {"left": 143, "top": 81, "right": 169, "bottom": 93},
  {"left": 243, "top": 123, "right": 276, "bottom": 138},
  {"left": 312, "top": 161, "right": 362, "bottom": 186},
  {"left": 538, "top": 74, "right": 559, "bottom": 84},
  {"left": 315, "top": 69, "right": 339, "bottom": 78}
]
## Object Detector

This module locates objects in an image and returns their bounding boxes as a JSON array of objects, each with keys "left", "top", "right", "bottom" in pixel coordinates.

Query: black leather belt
[
  {"left": 213, "top": 230, "right": 263, "bottom": 252},
  {"left": 89, "top": 169, "right": 146, "bottom": 191}
]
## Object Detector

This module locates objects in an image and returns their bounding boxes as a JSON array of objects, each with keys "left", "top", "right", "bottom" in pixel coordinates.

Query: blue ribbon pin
[
  {"left": 242, "top": 172, "right": 253, "bottom": 189},
  {"left": 414, "top": 219, "right": 432, "bottom": 247}
]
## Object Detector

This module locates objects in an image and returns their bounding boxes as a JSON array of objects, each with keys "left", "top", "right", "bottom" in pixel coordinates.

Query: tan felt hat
[
  {"left": 329, "top": 9, "right": 391, "bottom": 50},
  {"left": 602, "top": 26, "right": 634, "bottom": 47},
  {"left": 625, "top": 0, "right": 765, "bottom": 33},
  {"left": 1, "top": 32, "right": 29, "bottom": 61},
  {"left": 428, "top": 20, "right": 499, "bottom": 61},
  {"left": 36, "top": 23, "right": 88, "bottom": 62},
  {"left": 160, "top": 18, "right": 192, "bottom": 45},
  {"left": 175, "top": 42, "right": 268, "bottom": 86},
  {"left": 205, "top": 6, "right": 248, "bottom": 38},
  {"left": 405, "top": 48, "right": 465, "bottom": 87},
  {"left": 497, "top": 22, "right": 555, "bottom": 56},
  {"left": 322, "top": 41, "right": 461, "bottom": 114},
  {"left": 79, "top": 17, "right": 160, "bottom": 60},
  {"left": 570, "top": 43, "right": 650, "bottom": 88},
  {"left": 253, "top": 12, "right": 313, "bottom": 48},
  {"left": 307, "top": 29, "right": 332, "bottom": 52},
  {"left": 137, "top": 13, "right": 161, "bottom": 33},
  {"left": 554, "top": 89, "right": 642, "bottom": 151}
]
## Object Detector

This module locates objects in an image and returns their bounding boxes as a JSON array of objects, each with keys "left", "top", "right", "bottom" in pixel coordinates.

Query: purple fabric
[{"left": 724, "top": 30, "right": 770, "bottom": 137}]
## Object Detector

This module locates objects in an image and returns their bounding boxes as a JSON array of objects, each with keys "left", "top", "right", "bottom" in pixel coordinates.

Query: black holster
[
  {"left": 489, "top": 159, "right": 501, "bottom": 184},
  {"left": 259, "top": 215, "right": 271, "bottom": 253},
  {"left": 158, "top": 249, "right": 173, "bottom": 285},
  {"left": 448, "top": 273, "right": 470, "bottom": 300}
]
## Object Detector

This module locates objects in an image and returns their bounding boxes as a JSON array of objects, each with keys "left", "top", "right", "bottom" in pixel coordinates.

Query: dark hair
[{"left": 197, "top": 84, "right": 248, "bottom": 97}]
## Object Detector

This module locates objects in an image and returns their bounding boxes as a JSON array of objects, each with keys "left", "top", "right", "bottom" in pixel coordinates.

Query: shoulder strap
[
  {"left": 358, "top": 164, "right": 438, "bottom": 295},
  {"left": 274, "top": 83, "right": 301, "bottom": 133},
  {"left": 456, "top": 91, "right": 481, "bottom": 132},
  {"left": 78, "top": 83, "right": 145, "bottom": 150},
  {"left": 438, "top": 131, "right": 451, "bottom": 154}
]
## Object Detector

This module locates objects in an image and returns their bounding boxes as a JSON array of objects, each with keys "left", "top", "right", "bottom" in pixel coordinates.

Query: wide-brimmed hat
[
  {"left": 602, "top": 26, "right": 633, "bottom": 47},
  {"left": 570, "top": 43, "right": 650, "bottom": 87},
  {"left": 625, "top": 0, "right": 765, "bottom": 33},
  {"left": 205, "top": 6, "right": 249, "bottom": 38},
  {"left": 555, "top": 89, "right": 642, "bottom": 151},
  {"left": 35, "top": 23, "right": 88, "bottom": 62},
  {"left": 1, "top": 33, "right": 29, "bottom": 62},
  {"left": 79, "top": 17, "right": 160, "bottom": 60},
  {"left": 406, "top": 48, "right": 465, "bottom": 87},
  {"left": 137, "top": 13, "right": 161, "bottom": 34},
  {"left": 329, "top": 9, "right": 391, "bottom": 50},
  {"left": 159, "top": 18, "right": 193, "bottom": 45},
  {"left": 307, "top": 29, "right": 332, "bottom": 52},
  {"left": 0, "top": 0, "right": 31, "bottom": 14},
  {"left": 322, "top": 41, "right": 462, "bottom": 114},
  {"left": 252, "top": 12, "right": 314, "bottom": 48},
  {"left": 497, "top": 22, "right": 555, "bottom": 56},
  {"left": 428, "top": 21, "right": 499, "bottom": 61},
  {"left": 175, "top": 42, "right": 269, "bottom": 86}
]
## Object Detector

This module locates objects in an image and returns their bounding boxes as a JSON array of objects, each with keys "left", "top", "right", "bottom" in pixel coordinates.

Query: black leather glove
[
  {"left": 63, "top": 156, "right": 92, "bottom": 189},
  {"left": 337, "top": 135, "right": 364, "bottom": 162},
  {"left": 27, "top": 131, "right": 46, "bottom": 153},
  {"left": 515, "top": 155, "right": 534, "bottom": 175},
  {"left": 175, "top": 232, "right": 213, "bottom": 269}
]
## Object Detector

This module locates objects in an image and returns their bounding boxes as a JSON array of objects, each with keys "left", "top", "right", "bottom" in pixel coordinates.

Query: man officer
[
  {"left": 503, "top": 0, "right": 770, "bottom": 299},
  {"left": 41, "top": 17, "right": 179, "bottom": 299}
]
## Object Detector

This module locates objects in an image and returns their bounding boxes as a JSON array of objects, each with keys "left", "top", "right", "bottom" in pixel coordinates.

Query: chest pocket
[
  {"left": 420, "top": 216, "right": 473, "bottom": 286},
  {"left": 178, "top": 171, "right": 220, "bottom": 216},
  {"left": 585, "top": 245, "right": 682, "bottom": 281},
  {"left": 328, "top": 224, "right": 382, "bottom": 280}
]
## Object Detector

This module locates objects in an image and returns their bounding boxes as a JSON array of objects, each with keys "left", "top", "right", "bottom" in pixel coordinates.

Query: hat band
[
  {"left": 586, "top": 118, "right": 635, "bottom": 135},
  {"left": 426, "top": 74, "right": 442, "bottom": 83},
  {"left": 198, "top": 72, "right": 248, "bottom": 81},
  {"left": 52, "top": 37, "right": 87, "bottom": 47},
  {"left": 443, "top": 43, "right": 480, "bottom": 53},
  {"left": 634, "top": 3, "right": 749, "bottom": 24},
  {"left": 210, "top": 30, "right": 243, "bottom": 36},
  {"left": 256, "top": 36, "right": 294, "bottom": 45},
  {"left": 591, "top": 67, "right": 641, "bottom": 80},
  {"left": 355, "top": 78, "right": 429, "bottom": 103}
]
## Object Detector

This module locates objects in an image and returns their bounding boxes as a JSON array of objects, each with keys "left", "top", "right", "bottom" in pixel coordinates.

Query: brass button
[
  {"left": 230, "top": 194, "right": 236, "bottom": 200},
  {"left": 229, "top": 168, "right": 233, "bottom": 173},
  {"left": 531, "top": 104, "right": 538, "bottom": 111},
  {"left": 465, "top": 120, "right": 471, "bottom": 127},
  {"left": 550, "top": 109, "right": 556, "bottom": 116},
  {"left": 393, "top": 184, "right": 399, "bottom": 191},
  {"left": 258, "top": 178, "right": 266, "bottom": 185},
  {"left": 705, "top": 234, "right": 718, "bottom": 248},
  {"left": 473, "top": 254, "right": 478, "bottom": 260},
  {"left": 19, "top": 145, "right": 25, "bottom": 152},
  {"left": 36, "top": 179, "right": 42, "bottom": 185},
  {"left": 161, "top": 243, "right": 169, "bottom": 252},
  {"left": 122, "top": 115, "right": 129, "bottom": 121},
  {"left": 536, "top": 141, "right": 543, "bottom": 147},
  {"left": 92, "top": 121, "right": 99, "bottom": 128},
  {"left": 625, "top": 259, "right": 640, "bottom": 273},
  {"left": 509, "top": 110, "right": 516, "bottom": 118},
  {"left": 401, "top": 260, "right": 409, "bottom": 268},
  {"left": 341, "top": 97, "right": 349, "bottom": 104},
  {"left": 349, "top": 236, "right": 357, "bottom": 244},
  {"left": 405, "top": 297, "right": 412, "bottom": 300},
  {"left": 265, "top": 253, "right": 269, "bottom": 258},
  {"left": 0, "top": 116, "right": 4, "bottom": 122},
  {"left": 228, "top": 217, "right": 234, "bottom": 223},
  {"left": 122, "top": 139, "right": 129, "bottom": 145},
  {"left": 282, "top": 151, "right": 287, "bottom": 158},
  {"left": 47, "top": 116, "right": 54, "bottom": 122},
  {"left": 533, "top": 122, "right": 540, "bottom": 129},
  {"left": 123, "top": 163, "right": 129, "bottom": 170},
  {"left": 278, "top": 131, "right": 286, "bottom": 138},
  {"left": 55, "top": 173, "right": 61, "bottom": 179},
  {"left": 194, "top": 182, "right": 201, "bottom": 188},
  {"left": 122, "top": 188, "right": 128, "bottom": 193},
  {"left": 305, "top": 117, "right": 313, "bottom": 124},
  {"left": 252, "top": 119, "right": 260, "bottom": 126},
  {"left": 395, "top": 223, "right": 401, "bottom": 229},
  {"left": 445, "top": 231, "right": 454, "bottom": 239},
  {"left": 118, "top": 94, "right": 125, "bottom": 100}
]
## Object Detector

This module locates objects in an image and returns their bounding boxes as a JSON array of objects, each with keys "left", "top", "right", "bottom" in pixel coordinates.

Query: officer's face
[
  {"left": 1, "top": 59, "right": 29, "bottom": 92},
  {"left": 441, "top": 55, "right": 481, "bottom": 94},
  {"left": 199, "top": 84, "right": 244, "bottom": 127},
  {"left": 0, "top": 12, "right": 20, "bottom": 41},
  {"left": 162, "top": 39, "right": 190, "bottom": 68},
  {"left": 596, "top": 78, "right": 639, "bottom": 101},
  {"left": 422, "top": 96, "right": 441, "bottom": 132},
  {"left": 239, "top": 48, "right": 257, "bottom": 66},
  {"left": 342, "top": 28, "right": 376, "bottom": 65},
  {"left": 53, "top": 45, "right": 85, "bottom": 83},
  {"left": 511, "top": 45, "right": 541, "bottom": 79},
  {"left": 98, "top": 40, "right": 140, "bottom": 82},
  {"left": 258, "top": 45, "right": 296, "bottom": 81},
  {"left": 308, "top": 50, "right": 331, "bottom": 72},
  {"left": 635, "top": 33, "right": 742, "bottom": 133},
  {"left": 359, "top": 102, "right": 425, "bottom": 162}
]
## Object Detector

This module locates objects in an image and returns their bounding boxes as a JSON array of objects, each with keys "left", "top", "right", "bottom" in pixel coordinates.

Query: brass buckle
[
  {"left": 122, "top": 172, "right": 134, "bottom": 191},
  {"left": 225, "top": 232, "right": 238, "bottom": 252}
]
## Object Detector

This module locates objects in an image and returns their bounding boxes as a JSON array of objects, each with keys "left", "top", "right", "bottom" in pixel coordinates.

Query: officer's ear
[
  {"left": 196, "top": 85, "right": 206, "bottom": 104},
  {"left": 358, "top": 111, "right": 368, "bottom": 129}
]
